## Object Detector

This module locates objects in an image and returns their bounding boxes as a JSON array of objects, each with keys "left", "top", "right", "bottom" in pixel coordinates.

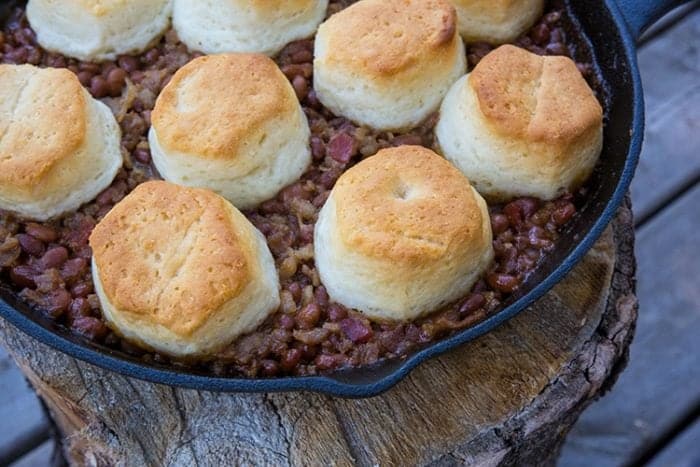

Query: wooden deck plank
[
  {"left": 559, "top": 184, "right": 700, "bottom": 466},
  {"left": 9, "top": 441, "right": 53, "bottom": 467},
  {"left": 631, "top": 10, "right": 700, "bottom": 221},
  {"left": 0, "top": 347, "right": 49, "bottom": 466},
  {"left": 648, "top": 417, "right": 700, "bottom": 467}
]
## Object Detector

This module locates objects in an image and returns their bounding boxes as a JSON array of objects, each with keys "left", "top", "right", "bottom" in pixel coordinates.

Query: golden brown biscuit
[
  {"left": 451, "top": 0, "right": 544, "bottom": 43},
  {"left": 436, "top": 45, "right": 603, "bottom": 201},
  {"left": 313, "top": 0, "right": 466, "bottom": 130},
  {"left": 173, "top": 0, "right": 328, "bottom": 56},
  {"left": 90, "top": 181, "right": 280, "bottom": 357},
  {"left": 314, "top": 146, "right": 494, "bottom": 321},
  {"left": 0, "top": 64, "right": 122, "bottom": 220},
  {"left": 27, "top": 0, "right": 172, "bottom": 61},
  {"left": 149, "top": 53, "right": 311, "bottom": 210}
]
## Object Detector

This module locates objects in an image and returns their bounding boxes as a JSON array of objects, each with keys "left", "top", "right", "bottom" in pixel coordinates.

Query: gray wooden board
[
  {"left": 9, "top": 441, "right": 53, "bottom": 467},
  {"left": 631, "top": 10, "right": 700, "bottom": 221},
  {"left": 649, "top": 418, "right": 700, "bottom": 467},
  {"left": 559, "top": 184, "right": 700, "bottom": 466},
  {"left": 0, "top": 347, "right": 48, "bottom": 465}
]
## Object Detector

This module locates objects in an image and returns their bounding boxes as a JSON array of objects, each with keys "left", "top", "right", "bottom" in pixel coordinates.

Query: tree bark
[{"left": 0, "top": 200, "right": 637, "bottom": 467}]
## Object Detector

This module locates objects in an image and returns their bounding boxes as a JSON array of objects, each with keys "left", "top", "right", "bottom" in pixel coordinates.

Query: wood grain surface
[{"left": 0, "top": 200, "right": 637, "bottom": 467}]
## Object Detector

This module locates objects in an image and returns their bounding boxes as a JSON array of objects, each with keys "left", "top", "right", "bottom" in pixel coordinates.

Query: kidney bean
[
  {"left": 281, "top": 348, "right": 303, "bottom": 372},
  {"left": 326, "top": 303, "right": 347, "bottom": 322},
  {"left": 296, "top": 303, "right": 321, "bottom": 329},
  {"left": 487, "top": 273, "right": 521, "bottom": 294},
  {"left": 25, "top": 46, "right": 41, "bottom": 65},
  {"left": 40, "top": 246, "right": 68, "bottom": 269},
  {"left": 278, "top": 314, "right": 295, "bottom": 331},
  {"left": 530, "top": 23, "right": 551, "bottom": 44},
  {"left": 260, "top": 360, "right": 280, "bottom": 377},
  {"left": 459, "top": 293, "right": 486, "bottom": 315},
  {"left": 142, "top": 48, "right": 160, "bottom": 65},
  {"left": 4, "top": 46, "right": 27, "bottom": 63},
  {"left": 61, "top": 258, "right": 87, "bottom": 284},
  {"left": 552, "top": 203, "right": 576, "bottom": 226},
  {"left": 24, "top": 223, "right": 58, "bottom": 243},
  {"left": 287, "top": 282, "right": 302, "bottom": 303},
  {"left": 118, "top": 55, "right": 140, "bottom": 73},
  {"left": 340, "top": 318, "right": 373, "bottom": 344},
  {"left": 546, "top": 42, "right": 568, "bottom": 56},
  {"left": 16, "top": 233, "right": 45, "bottom": 257},
  {"left": 314, "top": 354, "right": 339, "bottom": 371},
  {"left": 106, "top": 67, "right": 127, "bottom": 96},
  {"left": 72, "top": 316, "right": 108, "bottom": 340},
  {"left": 45, "top": 289, "right": 72, "bottom": 317},
  {"left": 133, "top": 147, "right": 151, "bottom": 164},
  {"left": 490, "top": 214, "right": 510, "bottom": 235},
  {"left": 310, "top": 136, "right": 326, "bottom": 160},
  {"left": 290, "top": 49, "right": 313, "bottom": 64},
  {"left": 71, "top": 281, "right": 94, "bottom": 298},
  {"left": 67, "top": 297, "right": 91, "bottom": 322},
  {"left": 89, "top": 75, "right": 109, "bottom": 98},
  {"left": 292, "top": 75, "right": 308, "bottom": 100},
  {"left": 10, "top": 265, "right": 37, "bottom": 288}
]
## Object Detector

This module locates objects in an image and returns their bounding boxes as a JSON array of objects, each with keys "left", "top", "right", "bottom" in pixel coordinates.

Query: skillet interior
[{"left": 0, "top": 0, "right": 641, "bottom": 397}]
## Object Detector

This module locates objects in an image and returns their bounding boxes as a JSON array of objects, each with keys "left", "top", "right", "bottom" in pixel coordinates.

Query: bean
[
  {"left": 296, "top": 303, "right": 321, "bottom": 329},
  {"left": 4, "top": 46, "right": 27, "bottom": 63},
  {"left": 25, "top": 223, "right": 58, "bottom": 243},
  {"left": 71, "top": 316, "right": 108, "bottom": 340},
  {"left": 40, "top": 246, "right": 69, "bottom": 269},
  {"left": 530, "top": 23, "right": 551, "bottom": 44},
  {"left": 79, "top": 62, "right": 101, "bottom": 73},
  {"left": 292, "top": 75, "right": 308, "bottom": 100},
  {"left": 486, "top": 273, "right": 520, "bottom": 294},
  {"left": 106, "top": 67, "right": 127, "bottom": 97},
  {"left": 459, "top": 293, "right": 486, "bottom": 315},
  {"left": 17, "top": 234, "right": 45, "bottom": 256},
  {"left": 67, "top": 297, "right": 91, "bottom": 322},
  {"left": 71, "top": 281, "right": 94, "bottom": 298},
  {"left": 552, "top": 203, "right": 576, "bottom": 226},
  {"left": 10, "top": 265, "right": 37, "bottom": 288},
  {"left": 281, "top": 348, "right": 302, "bottom": 371},
  {"left": 326, "top": 303, "right": 347, "bottom": 322},
  {"left": 61, "top": 258, "right": 87, "bottom": 284},
  {"left": 260, "top": 360, "right": 280, "bottom": 377},
  {"left": 133, "top": 147, "right": 151, "bottom": 164},
  {"left": 490, "top": 214, "right": 509, "bottom": 235},
  {"left": 118, "top": 55, "right": 140, "bottom": 73},
  {"left": 45, "top": 289, "right": 72, "bottom": 317},
  {"left": 89, "top": 75, "right": 109, "bottom": 98}
]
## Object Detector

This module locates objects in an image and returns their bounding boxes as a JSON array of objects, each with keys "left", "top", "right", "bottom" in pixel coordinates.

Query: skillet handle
[{"left": 615, "top": 0, "right": 690, "bottom": 40}]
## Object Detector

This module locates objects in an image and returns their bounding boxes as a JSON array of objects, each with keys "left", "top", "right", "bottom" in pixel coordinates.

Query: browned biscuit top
[
  {"left": 332, "top": 145, "right": 485, "bottom": 264},
  {"left": 469, "top": 45, "right": 603, "bottom": 145},
  {"left": 90, "top": 181, "right": 252, "bottom": 337},
  {"left": 0, "top": 65, "right": 87, "bottom": 191}
]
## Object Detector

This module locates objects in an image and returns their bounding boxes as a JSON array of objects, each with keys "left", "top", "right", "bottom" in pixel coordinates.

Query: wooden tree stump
[{"left": 0, "top": 201, "right": 637, "bottom": 467}]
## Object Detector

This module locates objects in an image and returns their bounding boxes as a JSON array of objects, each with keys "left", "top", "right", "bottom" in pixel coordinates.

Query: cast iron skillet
[{"left": 0, "top": 0, "right": 686, "bottom": 397}]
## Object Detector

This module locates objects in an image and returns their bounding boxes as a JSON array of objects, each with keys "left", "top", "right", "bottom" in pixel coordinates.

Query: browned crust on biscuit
[
  {"left": 90, "top": 181, "right": 251, "bottom": 337},
  {"left": 469, "top": 45, "right": 603, "bottom": 146},
  {"left": 333, "top": 146, "right": 485, "bottom": 264},
  {"left": 452, "top": 0, "right": 525, "bottom": 22},
  {"left": 0, "top": 65, "right": 86, "bottom": 191},
  {"left": 320, "top": 0, "right": 459, "bottom": 78},
  {"left": 151, "top": 53, "right": 297, "bottom": 159}
]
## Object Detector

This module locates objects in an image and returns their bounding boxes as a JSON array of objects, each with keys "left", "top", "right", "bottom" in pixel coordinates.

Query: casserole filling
[{"left": 0, "top": 2, "right": 603, "bottom": 376}]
